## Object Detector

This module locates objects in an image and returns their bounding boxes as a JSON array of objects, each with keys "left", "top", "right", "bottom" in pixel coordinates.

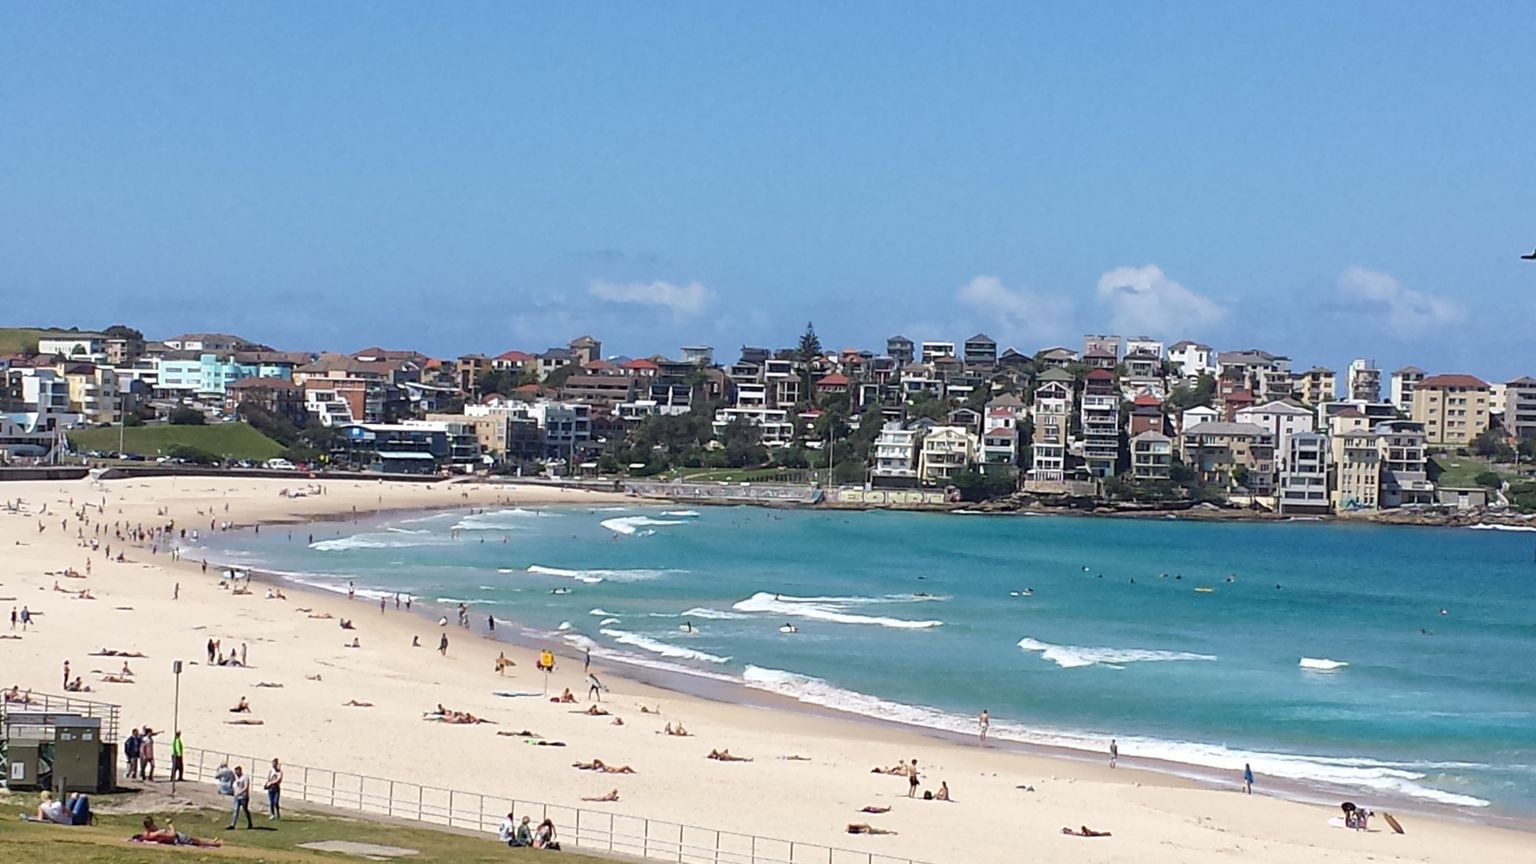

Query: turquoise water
[{"left": 199, "top": 505, "right": 1536, "bottom": 815}]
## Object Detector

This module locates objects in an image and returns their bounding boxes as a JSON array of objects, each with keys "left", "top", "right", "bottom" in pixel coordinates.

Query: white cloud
[
  {"left": 1095, "top": 264, "right": 1226, "bottom": 336},
  {"left": 955, "top": 275, "right": 1074, "bottom": 346},
  {"left": 1336, "top": 266, "right": 1463, "bottom": 334},
  {"left": 588, "top": 279, "right": 714, "bottom": 316}
]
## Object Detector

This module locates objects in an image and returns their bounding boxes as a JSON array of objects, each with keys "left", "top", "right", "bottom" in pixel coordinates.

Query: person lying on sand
[
  {"left": 497, "top": 730, "right": 542, "bottom": 738},
  {"left": 524, "top": 739, "right": 567, "bottom": 747},
  {"left": 229, "top": 697, "right": 250, "bottom": 713},
  {"left": 870, "top": 764, "right": 909, "bottom": 776},
  {"left": 307, "top": 612, "right": 333, "bottom": 620},
  {"left": 225, "top": 719, "right": 264, "bottom": 726},
  {"left": 132, "top": 816, "right": 222, "bottom": 847},
  {"left": 342, "top": 700, "right": 373, "bottom": 707},
  {"left": 661, "top": 722, "right": 691, "bottom": 737},
  {"left": 860, "top": 806, "right": 891, "bottom": 814},
  {"left": 640, "top": 705, "right": 659, "bottom": 714},
  {"left": 72, "top": 590, "right": 95, "bottom": 600},
  {"left": 1061, "top": 826, "right": 1111, "bottom": 837},
  {"left": 339, "top": 619, "right": 355, "bottom": 630},
  {"left": 90, "top": 649, "right": 146, "bottom": 657},
  {"left": 99, "top": 674, "right": 132, "bottom": 684},
  {"left": 582, "top": 789, "right": 620, "bottom": 802},
  {"left": 847, "top": 824, "right": 896, "bottom": 835},
  {"left": 254, "top": 682, "right": 283, "bottom": 688},
  {"left": 779, "top": 755, "right": 811, "bottom": 761},
  {"left": 577, "top": 704, "right": 610, "bottom": 716},
  {"left": 707, "top": 749, "right": 752, "bottom": 762},
  {"left": 305, "top": 674, "right": 322, "bottom": 681},
  {"left": 572, "top": 759, "right": 635, "bottom": 774}
]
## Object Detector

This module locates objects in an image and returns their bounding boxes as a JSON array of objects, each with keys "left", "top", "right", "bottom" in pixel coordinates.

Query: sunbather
[
  {"left": 582, "top": 789, "right": 620, "bottom": 802},
  {"left": 1060, "top": 826, "right": 1111, "bottom": 837},
  {"left": 847, "top": 824, "right": 897, "bottom": 835},
  {"left": 707, "top": 749, "right": 752, "bottom": 762},
  {"left": 132, "top": 816, "right": 223, "bottom": 847}
]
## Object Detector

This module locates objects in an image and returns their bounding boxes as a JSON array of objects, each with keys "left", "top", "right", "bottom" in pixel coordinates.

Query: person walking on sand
[
  {"left": 907, "top": 759, "right": 920, "bottom": 797},
  {"left": 1109, "top": 738, "right": 1118, "bottom": 768},
  {"left": 227, "top": 765, "right": 253, "bottom": 829},
  {"left": 63, "top": 660, "right": 70, "bottom": 689},
  {"left": 1243, "top": 763, "right": 1254, "bottom": 795},
  {"left": 439, "top": 633, "right": 449, "bottom": 656},
  {"left": 587, "top": 673, "right": 603, "bottom": 702},
  {"left": 979, "top": 710, "right": 989, "bottom": 747},
  {"left": 264, "top": 758, "right": 283, "bottom": 819}
]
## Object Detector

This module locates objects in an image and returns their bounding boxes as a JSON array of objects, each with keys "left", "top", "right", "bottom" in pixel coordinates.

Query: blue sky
[{"left": 3, "top": 3, "right": 1533, "bottom": 378}]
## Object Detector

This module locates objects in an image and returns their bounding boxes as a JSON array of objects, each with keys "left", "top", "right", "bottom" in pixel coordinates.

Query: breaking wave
[
  {"left": 597, "top": 628, "right": 731, "bottom": 664},
  {"left": 1017, "top": 636, "right": 1216, "bottom": 669},
  {"left": 732, "top": 592, "right": 942, "bottom": 629}
]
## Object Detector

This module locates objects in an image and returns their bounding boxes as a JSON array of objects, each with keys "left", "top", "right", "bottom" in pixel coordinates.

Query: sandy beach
[{"left": 1, "top": 475, "right": 1529, "bottom": 864}]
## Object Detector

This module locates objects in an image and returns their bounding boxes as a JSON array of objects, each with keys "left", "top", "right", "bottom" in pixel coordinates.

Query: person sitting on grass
[
  {"left": 67, "top": 793, "right": 93, "bottom": 825},
  {"left": 533, "top": 817, "right": 561, "bottom": 850},
  {"left": 132, "top": 816, "right": 224, "bottom": 847},
  {"left": 26, "top": 791, "right": 70, "bottom": 824}
]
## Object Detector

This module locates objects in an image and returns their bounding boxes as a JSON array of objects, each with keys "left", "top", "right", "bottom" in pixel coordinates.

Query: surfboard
[
  {"left": 1383, "top": 812, "right": 1404, "bottom": 834},
  {"left": 1194, "top": 587, "right": 1215, "bottom": 593}
]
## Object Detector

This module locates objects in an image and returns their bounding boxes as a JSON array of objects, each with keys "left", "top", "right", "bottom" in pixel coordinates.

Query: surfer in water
[
  {"left": 780, "top": 623, "right": 797, "bottom": 633},
  {"left": 681, "top": 621, "right": 694, "bottom": 634}
]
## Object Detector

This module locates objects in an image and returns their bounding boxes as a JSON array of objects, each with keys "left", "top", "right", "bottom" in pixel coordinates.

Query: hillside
[{"left": 67, "top": 422, "right": 285, "bottom": 460}]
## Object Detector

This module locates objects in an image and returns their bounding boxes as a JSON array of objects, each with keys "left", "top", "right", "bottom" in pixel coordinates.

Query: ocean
[{"left": 196, "top": 504, "right": 1536, "bottom": 816}]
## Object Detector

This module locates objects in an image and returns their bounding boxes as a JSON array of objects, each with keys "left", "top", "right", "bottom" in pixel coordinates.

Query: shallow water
[{"left": 198, "top": 505, "right": 1536, "bottom": 814}]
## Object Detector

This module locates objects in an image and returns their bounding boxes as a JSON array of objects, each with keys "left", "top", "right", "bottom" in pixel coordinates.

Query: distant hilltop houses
[{"left": 2, "top": 324, "right": 1534, "bottom": 515}]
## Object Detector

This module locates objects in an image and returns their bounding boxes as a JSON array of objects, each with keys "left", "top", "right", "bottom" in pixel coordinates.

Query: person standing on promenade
[
  {"left": 170, "top": 731, "right": 184, "bottom": 781},
  {"left": 141, "top": 727, "right": 156, "bottom": 781},
  {"left": 1243, "top": 763, "right": 1254, "bottom": 795},
  {"left": 264, "top": 758, "right": 283, "bottom": 820},
  {"left": 1110, "top": 739, "right": 1118, "bottom": 768},
  {"left": 979, "top": 710, "right": 989, "bottom": 747},
  {"left": 63, "top": 659, "right": 70, "bottom": 689},
  {"left": 228, "top": 765, "right": 253, "bottom": 829},
  {"left": 124, "top": 728, "right": 141, "bottom": 780}
]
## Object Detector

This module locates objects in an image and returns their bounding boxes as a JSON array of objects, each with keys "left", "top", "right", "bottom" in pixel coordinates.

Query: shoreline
[
  {"left": 3, "top": 476, "right": 1532, "bottom": 864},
  {"left": 205, "top": 502, "right": 1533, "bottom": 832}
]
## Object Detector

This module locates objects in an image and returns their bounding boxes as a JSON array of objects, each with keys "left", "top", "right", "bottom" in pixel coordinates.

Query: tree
[
  {"left": 1231, "top": 465, "right": 1251, "bottom": 489},
  {"left": 169, "top": 407, "right": 205, "bottom": 425},
  {"left": 543, "top": 363, "right": 579, "bottom": 391},
  {"left": 1470, "top": 429, "right": 1504, "bottom": 458},
  {"left": 476, "top": 369, "right": 517, "bottom": 398},
  {"left": 103, "top": 324, "right": 143, "bottom": 341},
  {"left": 797, "top": 321, "right": 822, "bottom": 366},
  {"left": 1474, "top": 471, "right": 1503, "bottom": 489}
]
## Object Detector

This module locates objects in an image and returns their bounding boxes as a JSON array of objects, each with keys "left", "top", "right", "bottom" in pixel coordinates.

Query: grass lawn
[
  {"left": 0, "top": 804, "right": 608, "bottom": 864},
  {"left": 1428, "top": 453, "right": 1515, "bottom": 488},
  {"left": 68, "top": 423, "right": 285, "bottom": 461},
  {"left": 677, "top": 467, "right": 823, "bottom": 483},
  {"left": 0, "top": 327, "right": 68, "bottom": 354}
]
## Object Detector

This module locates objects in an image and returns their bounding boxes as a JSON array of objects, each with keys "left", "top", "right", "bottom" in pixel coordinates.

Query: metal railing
[
  {"left": 1, "top": 691, "right": 121, "bottom": 743},
  {"left": 182, "top": 746, "right": 920, "bottom": 864}
]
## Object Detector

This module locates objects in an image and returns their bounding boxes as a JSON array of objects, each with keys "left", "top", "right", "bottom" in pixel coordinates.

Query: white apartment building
[
  {"left": 1235, "top": 400, "right": 1314, "bottom": 479},
  {"left": 1347, "top": 359, "right": 1382, "bottom": 402},
  {"left": 1168, "top": 341, "right": 1214, "bottom": 379},
  {"left": 872, "top": 422, "right": 920, "bottom": 481},
  {"left": 1028, "top": 375, "right": 1072, "bottom": 481},
  {"left": 919, "top": 341, "right": 956, "bottom": 364},
  {"left": 711, "top": 406, "right": 793, "bottom": 447},
  {"left": 1389, "top": 367, "right": 1424, "bottom": 413},
  {"left": 1278, "top": 431, "right": 1330, "bottom": 514}
]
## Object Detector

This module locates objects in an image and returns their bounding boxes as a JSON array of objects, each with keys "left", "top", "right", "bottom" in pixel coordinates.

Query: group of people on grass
[{"left": 499, "top": 813, "right": 561, "bottom": 850}]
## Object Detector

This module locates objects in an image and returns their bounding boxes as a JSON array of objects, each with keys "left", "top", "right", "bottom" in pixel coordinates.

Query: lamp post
[{"left": 170, "top": 660, "right": 182, "bottom": 794}]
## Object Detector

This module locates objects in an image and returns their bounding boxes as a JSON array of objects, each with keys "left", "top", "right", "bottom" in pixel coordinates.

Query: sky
[{"left": 3, "top": 3, "right": 1534, "bottom": 379}]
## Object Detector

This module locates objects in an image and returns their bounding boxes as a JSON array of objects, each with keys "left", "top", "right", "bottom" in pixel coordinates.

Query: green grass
[
  {"left": 0, "top": 327, "right": 67, "bottom": 354},
  {"left": 0, "top": 803, "right": 609, "bottom": 864},
  {"left": 676, "top": 467, "right": 823, "bottom": 483},
  {"left": 1428, "top": 453, "right": 1514, "bottom": 488},
  {"left": 68, "top": 423, "right": 285, "bottom": 461}
]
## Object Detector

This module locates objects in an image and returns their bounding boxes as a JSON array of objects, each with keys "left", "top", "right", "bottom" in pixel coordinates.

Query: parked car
[{"left": 265, "top": 458, "right": 296, "bottom": 471}]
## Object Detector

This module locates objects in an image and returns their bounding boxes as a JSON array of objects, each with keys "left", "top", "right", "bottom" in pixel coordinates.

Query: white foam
[
  {"left": 1468, "top": 523, "right": 1536, "bottom": 532},
  {"left": 732, "top": 592, "right": 942, "bottom": 629},
  {"left": 680, "top": 607, "right": 750, "bottom": 620},
  {"left": 525, "top": 565, "right": 603, "bottom": 584},
  {"left": 453, "top": 508, "right": 559, "bottom": 531},
  {"left": 561, "top": 634, "right": 737, "bottom": 683},
  {"left": 600, "top": 516, "right": 689, "bottom": 536},
  {"left": 598, "top": 628, "right": 731, "bottom": 664},
  {"left": 599, "top": 617, "right": 621, "bottom": 626},
  {"left": 740, "top": 665, "right": 1490, "bottom": 808},
  {"left": 527, "top": 564, "right": 677, "bottom": 583},
  {"left": 557, "top": 621, "right": 572, "bottom": 630},
  {"left": 310, "top": 532, "right": 454, "bottom": 551},
  {"left": 589, "top": 608, "right": 614, "bottom": 617},
  {"left": 661, "top": 510, "right": 701, "bottom": 517},
  {"left": 435, "top": 596, "right": 496, "bottom": 606},
  {"left": 1017, "top": 636, "right": 1216, "bottom": 669},
  {"left": 1300, "top": 657, "right": 1349, "bottom": 671}
]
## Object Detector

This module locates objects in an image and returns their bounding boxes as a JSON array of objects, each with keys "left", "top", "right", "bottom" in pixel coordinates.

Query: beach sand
[{"left": 0, "top": 475, "right": 1528, "bottom": 864}]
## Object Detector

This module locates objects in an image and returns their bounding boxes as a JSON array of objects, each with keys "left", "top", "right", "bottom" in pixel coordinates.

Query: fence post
[
  {"left": 449, "top": 789, "right": 455, "bottom": 828},
  {"left": 714, "top": 827, "right": 721, "bottom": 864},
  {"left": 388, "top": 780, "right": 395, "bottom": 817}
]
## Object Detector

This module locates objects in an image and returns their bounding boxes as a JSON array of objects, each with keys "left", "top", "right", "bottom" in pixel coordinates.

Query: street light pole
[{"left": 170, "top": 660, "right": 182, "bottom": 795}]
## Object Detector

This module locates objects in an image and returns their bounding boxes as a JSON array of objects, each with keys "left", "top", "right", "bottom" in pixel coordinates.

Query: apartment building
[
  {"left": 918, "top": 425, "right": 976, "bottom": 485},
  {"left": 1375, "top": 419, "right": 1433, "bottom": 507},
  {"left": 1411, "top": 374, "right": 1490, "bottom": 446},
  {"left": 1390, "top": 367, "right": 1424, "bottom": 413},
  {"left": 1505, "top": 376, "right": 1536, "bottom": 440},
  {"left": 1180, "top": 421, "right": 1276, "bottom": 494},
  {"left": 1277, "top": 431, "right": 1330, "bottom": 514},
  {"left": 872, "top": 422, "right": 920, "bottom": 483},
  {"left": 1129, "top": 430, "right": 1173, "bottom": 481},
  {"left": 1028, "top": 370, "right": 1073, "bottom": 481},
  {"left": 1347, "top": 359, "right": 1382, "bottom": 402},
  {"left": 1081, "top": 369, "right": 1120, "bottom": 478}
]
